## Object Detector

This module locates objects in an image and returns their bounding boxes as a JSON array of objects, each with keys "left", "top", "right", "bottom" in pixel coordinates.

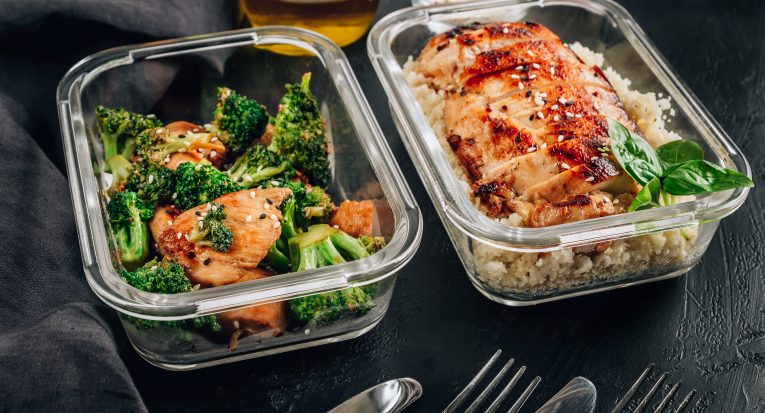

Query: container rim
[
  {"left": 56, "top": 26, "right": 423, "bottom": 320},
  {"left": 367, "top": 0, "right": 751, "bottom": 252}
]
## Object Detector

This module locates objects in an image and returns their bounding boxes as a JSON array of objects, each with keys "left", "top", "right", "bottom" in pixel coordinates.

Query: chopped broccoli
[
  {"left": 268, "top": 73, "right": 331, "bottom": 187},
  {"left": 120, "top": 258, "right": 222, "bottom": 333},
  {"left": 96, "top": 105, "right": 163, "bottom": 161},
  {"left": 174, "top": 162, "right": 242, "bottom": 210},
  {"left": 264, "top": 242, "right": 291, "bottom": 273},
  {"left": 120, "top": 257, "right": 191, "bottom": 294},
  {"left": 106, "top": 191, "right": 153, "bottom": 269},
  {"left": 124, "top": 161, "right": 176, "bottom": 204},
  {"left": 189, "top": 202, "right": 233, "bottom": 252},
  {"left": 210, "top": 87, "right": 269, "bottom": 156},
  {"left": 360, "top": 236, "right": 386, "bottom": 255},
  {"left": 228, "top": 144, "right": 294, "bottom": 188},
  {"left": 136, "top": 126, "right": 218, "bottom": 165},
  {"left": 289, "top": 286, "right": 376, "bottom": 325},
  {"left": 105, "top": 154, "right": 134, "bottom": 188}
]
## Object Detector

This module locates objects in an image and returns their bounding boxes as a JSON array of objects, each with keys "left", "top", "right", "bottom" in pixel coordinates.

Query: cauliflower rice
[{"left": 404, "top": 42, "right": 699, "bottom": 293}]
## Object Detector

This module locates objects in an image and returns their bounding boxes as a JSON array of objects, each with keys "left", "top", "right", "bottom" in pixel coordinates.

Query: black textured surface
[{"left": 125, "top": 0, "right": 765, "bottom": 412}]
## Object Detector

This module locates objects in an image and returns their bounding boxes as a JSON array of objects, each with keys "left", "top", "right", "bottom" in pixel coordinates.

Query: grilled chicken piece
[
  {"left": 148, "top": 205, "right": 181, "bottom": 247},
  {"left": 526, "top": 192, "right": 614, "bottom": 227},
  {"left": 155, "top": 188, "right": 291, "bottom": 287},
  {"left": 415, "top": 21, "right": 640, "bottom": 224},
  {"left": 216, "top": 270, "right": 288, "bottom": 335},
  {"left": 329, "top": 200, "right": 375, "bottom": 238},
  {"left": 162, "top": 121, "right": 227, "bottom": 169}
]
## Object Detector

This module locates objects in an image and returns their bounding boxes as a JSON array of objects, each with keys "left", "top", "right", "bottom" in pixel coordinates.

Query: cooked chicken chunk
[
  {"left": 154, "top": 188, "right": 291, "bottom": 287},
  {"left": 415, "top": 21, "right": 639, "bottom": 225},
  {"left": 329, "top": 200, "right": 375, "bottom": 238},
  {"left": 216, "top": 270, "right": 288, "bottom": 335}
]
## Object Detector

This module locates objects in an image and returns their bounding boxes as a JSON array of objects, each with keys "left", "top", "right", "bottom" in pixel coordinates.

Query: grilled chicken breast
[
  {"left": 329, "top": 200, "right": 375, "bottom": 238},
  {"left": 416, "top": 21, "right": 638, "bottom": 225},
  {"left": 154, "top": 188, "right": 291, "bottom": 287},
  {"left": 216, "top": 270, "right": 288, "bottom": 335}
]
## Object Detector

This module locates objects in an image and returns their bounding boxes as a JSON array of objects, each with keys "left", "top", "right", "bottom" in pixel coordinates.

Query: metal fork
[
  {"left": 611, "top": 364, "right": 696, "bottom": 413},
  {"left": 443, "top": 350, "right": 542, "bottom": 413}
]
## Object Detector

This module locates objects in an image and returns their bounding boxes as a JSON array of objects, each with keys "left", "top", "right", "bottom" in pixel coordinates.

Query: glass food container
[
  {"left": 368, "top": 0, "right": 751, "bottom": 305},
  {"left": 57, "top": 27, "right": 422, "bottom": 369}
]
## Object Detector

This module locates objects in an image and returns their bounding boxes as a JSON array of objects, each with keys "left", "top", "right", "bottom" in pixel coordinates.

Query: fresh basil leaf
[
  {"left": 607, "top": 118, "right": 663, "bottom": 185},
  {"left": 656, "top": 140, "right": 704, "bottom": 169},
  {"left": 663, "top": 159, "right": 753, "bottom": 195},
  {"left": 628, "top": 177, "right": 661, "bottom": 212}
]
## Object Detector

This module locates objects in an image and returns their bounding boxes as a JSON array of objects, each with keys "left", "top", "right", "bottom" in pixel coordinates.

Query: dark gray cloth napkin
[{"left": 0, "top": 1, "right": 236, "bottom": 411}]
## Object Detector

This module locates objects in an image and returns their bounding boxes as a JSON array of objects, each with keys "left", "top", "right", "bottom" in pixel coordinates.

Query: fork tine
[
  {"left": 634, "top": 372, "right": 668, "bottom": 413},
  {"left": 611, "top": 364, "right": 655, "bottom": 413},
  {"left": 673, "top": 389, "right": 696, "bottom": 413},
  {"left": 463, "top": 358, "right": 516, "bottom": 413},
  {"left": 442, "top": 350, "right": 503, "bottom": 413},
  {"left": 653, "top": 381, "right": 681, "bottom": 413},
  {"left": 484, "top": 366, "right": 527, "bottom": 413},
  {"left": 506, "top": 376, "right": 542, "bottom": 413}
]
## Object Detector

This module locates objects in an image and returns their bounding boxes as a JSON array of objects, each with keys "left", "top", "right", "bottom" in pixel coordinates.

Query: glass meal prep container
[
  {"left": 368, "top": 0, "right": 752, "bottom": 305},
  {"left": 56, "top": 27, "right": 422, "bottom": 369}
]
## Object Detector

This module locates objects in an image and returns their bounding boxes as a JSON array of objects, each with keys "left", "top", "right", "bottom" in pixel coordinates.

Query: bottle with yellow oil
[{"left": 240, "top": 0, "right": 380, "bottom": 48}]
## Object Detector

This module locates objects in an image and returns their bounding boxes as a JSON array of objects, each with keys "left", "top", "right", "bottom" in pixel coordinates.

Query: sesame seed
[
  {"left": 518, "top": 82, "right": 524, "bottom": 89},
  {"left": 178, "top": 148, "right": 186, "bottom": 153},
  {"left": 244, "top": 174, "right": 253, "bottom": 182},
  {"left": 527, "top": 50, "right": 535, "bottom": 57},
  {"left": 211, "top": 204, "right": 217, "bottom": 212},
  {"left": 273, "top": 221, "right": 281, "bottom": 228},
  {"left": 264, "top": 203, "right": 270, "bottom": 209},
  {"left": 551, "top": 104, "right": 559, "bottom": 110},
  {"left": 550, "top": 66, "right": 556, "bottom": 75},
  {"left": 333, "top": 225, "right": 340, "bottom": 229},
  {"left": 150, "top": 265, "right": 158, "bottom": 271},
  {"left": 558, "top": 97, "right": 567, "bottom": 105},
  {"left": 502, "top": 27, "right": 509, "bottom": 34},
  {"left": 176, "top": 232, "right": 182, "bottom": 240},
  {"left": 203, "top": 123, "right": 212, "bottom": 129},
  {"left": 558, "top": 135, "right": 564, "bottom": 142},
  {"left": 575, "top": 114, "right": 582, "bottom": 118},
  {"left": 515, "top": 65, "right": 524, "bottom": 70},
  {"left": 172, "top": 192, "right": 177, "bottom": 199},
  {"left": 553, "top": 115, "right": 560, "bottom": 121},
  {"left": 148, "top": 175, "right": 154, "bottom": 184},
  {"left": 155, "top": 128, "right": 165, "bottom": 134},
  {"left": 566, "top": 111, "right": 574, "bottom": 118},
  {"left": 250, "top": 191, "right": 256, "bottom": 199},
  {"left": 561, "top": 163, "right": 571, "bottom": 169},
  {"left": 527, "top": 146, "right": 537, "bottom": 153},
  {"left": 183, "top": 141, "right": 191, "bottom": 147},
  {"left": 593, "top": 102, "right": 600, "bottom": 110},
  {"left": 210, "top": 150, "right": 218, "bottom": 158},
  {"left": 245, "top": 215, "right": 252, "bottom": 222},
  {"left": 271, "top": 180, "right": 280, "bottom": 186},
  {"left": 591, "top": 156, "right": 599, "bottom": 161},
  {"left": 197, "top": 216, "right": 204, "bottom": 221},
  {"left": 194, "top": 164, "right": 202, "bottom": 171},
  {"left": 529, "top": 74, "right": 537, "bottom": 80},
  {"left": 511, "top": 74, "right": 520, "bottom": 79},
  {"left": 167, "top": 220, "right": 173, "bottom": 225},
  {"left": 164, "top": 156, "right": 171, "bottom": 163},
  {"left": 585, "top": 176, "right": 595, "bottom": 182},
  {"left": 541, "top": 143, "right": 547, "bottom": 149},
  {"left": 206, "top": 203, "right": 211, "bottom": 210},
  {"left": 270, "top": 214, "right": 277, "bottom": 220},
  {"left": 537, "top": 111, "right": 545, "bottom": 119},
  {"left": 184, "top": 234, "right": 190, "bottom": 241},
  {"left": 613, "top": 199, "right": 620, "bottom": 204},
  {"left": 532, "top": 63, "right": 541, "bottom": 69},
  {"left": 211, "top": 136, "right": 218, "bottom": 142}
]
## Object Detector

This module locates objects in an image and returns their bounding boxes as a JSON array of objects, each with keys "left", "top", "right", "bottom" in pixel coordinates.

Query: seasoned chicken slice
[
  {"left": 329, "top": 200, "right": 375, "bottom": 238},
  {"left": 417, "top": 22, "right": 560, "bottom": 89},
  {"left": 155, "top": 188, "right": 291, "bottom": 287},
  {"left": 526, "top": 192, "right": 614, "bottom": 227},
  {"left": 148, "top": 205, "right": 180, "bottom": 247},
  {"left": 162, "top": 121, "right": 227, "bottom": 170},
  {"left": 216, "top": 270, "right": 288, "bottom": 335}
]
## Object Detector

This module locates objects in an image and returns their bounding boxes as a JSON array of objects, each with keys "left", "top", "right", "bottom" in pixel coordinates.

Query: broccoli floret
[
  {"left": 124, "top": 161, "right": 176, "bottom": 204},
  {"left": 210, "top": 87, "right": 268, "bottom": 156},
  {"left": 105, "top": 154, "right": 134, "bottom": 188},
  {"left": 120, "top": 257, "right": 191, "bottom": 294},
  {"left": 120, "top": 258, "right": 222, "bottom": 333},
  {"left": 360, "top": 236, "right": 386, "bottom": 255},
  {"left": 174, "top": 162, "right": 241, "bottom": 210},
  {"left": 228, "top": 144, "right": 294, "bottom": 188},
  {"left": 289, "top": 286, "right": 376, "bottom": 325},
  {"left": 96, "top": 105, "right": 162, "bottom": 161},
  {"left": 136, "top": 127, "right": 218, "bottom": 165},
  {"left": 268, "top": 73, "right": 331, "bottom": 187},
  {"left": 189, "top": 202, "right": 233, "bottom": 252},
  {"left": 106, "top": 191, "right": 153, "bottom": 269}
]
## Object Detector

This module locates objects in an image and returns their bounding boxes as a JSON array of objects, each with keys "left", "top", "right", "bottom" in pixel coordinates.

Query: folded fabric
[{"left": 0, "top": 1, "right": 236, "bottom": 411}]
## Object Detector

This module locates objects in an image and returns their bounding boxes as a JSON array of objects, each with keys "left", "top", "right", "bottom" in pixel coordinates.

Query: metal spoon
[{"left": 327, "top": 377, "right": 422, "bottom": 413}]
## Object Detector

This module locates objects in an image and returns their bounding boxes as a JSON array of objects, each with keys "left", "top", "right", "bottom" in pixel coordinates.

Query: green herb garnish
[{"left": 607, "top": 118, "right": 753, "bottom": 212}]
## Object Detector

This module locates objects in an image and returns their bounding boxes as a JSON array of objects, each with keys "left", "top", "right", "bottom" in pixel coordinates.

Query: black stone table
[{"left": 128, "top": 1, "right": 765, "bottom": 411}]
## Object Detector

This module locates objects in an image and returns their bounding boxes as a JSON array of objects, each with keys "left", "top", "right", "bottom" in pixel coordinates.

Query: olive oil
[{"left": 240, "top": 0, "right": 379, "bottom": 48}]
